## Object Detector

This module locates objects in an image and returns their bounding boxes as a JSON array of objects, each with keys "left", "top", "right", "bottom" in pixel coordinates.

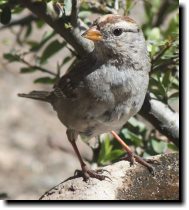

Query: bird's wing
[{"left": 53, "top": 53, "right": 98, "bottom": 99}]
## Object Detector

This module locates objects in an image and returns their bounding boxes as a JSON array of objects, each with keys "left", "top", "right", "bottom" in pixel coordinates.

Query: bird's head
[{"left": 82, "top": 14, "right": 145, "bottom": 58}]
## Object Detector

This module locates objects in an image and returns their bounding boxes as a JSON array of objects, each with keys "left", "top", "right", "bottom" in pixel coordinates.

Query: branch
[
  {"left": 139, "top": 94, "right": 179, "bottom": 147},
  {"left": 83, "top": 0, "right": 117, "bottom": 14},
  {"left": 19, "top": 57, "right": 57, "bottom": 76},
  {"left": 18, "top": 0, "right": 93, "bottom": 56},
  {"left": 70, "top": 0, "right": 79, "bottom": 27},
  {"left": 40, "top": 153, "right": 179, "bottom": 200}
]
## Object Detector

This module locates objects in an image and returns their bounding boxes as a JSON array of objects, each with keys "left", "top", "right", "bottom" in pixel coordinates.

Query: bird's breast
[{"left": 53, "top": 64, "right": 149, "bottom": 137}]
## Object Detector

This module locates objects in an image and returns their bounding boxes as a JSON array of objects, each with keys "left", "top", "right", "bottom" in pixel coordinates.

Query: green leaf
[
  {"left": 36, "top": 19, "right": 45, "bottom": 28},
  {"left": 34, "top": 77, "right": 55, "bottom": 84},
  {"left": 64, "top": 22, "right": 72, "bottom": 29},
  {"left": 163, "top": 14, "right": 179, "bottom": 37},
  {"left": 106, "top": 149, "right": 125, "bottom": 162},
  {"left": 168, "top": 143, "right": 178, "bottom": 151},
  {"left": 142, "top": 152, "right": 151, "bottom": 158},
  {"left": 151, "top": 139, "right": 167, "bottom": 154},
  {"left": 104, "top": 137, "right": 112, "bottom": 157},
  {"left": 162, "top": 70, "right": 171, "bottom": 88},
  {"left": 171, "top": 79, "right": 179, "bottom": 90},
  {"left": 150, "top": 76, "right": 167, "bottom": 100},
  {"left": 27, "top": 40, "right": 38, "bottom": 48},
  {"left": 40, "top": 40, "right": 65, "bottom": 64},
  {"left": 147, "top": 28, "right": 162, "bottom": 41},
  {"left": 158, "top": 83, "right": 166, "bottom": 97},
  {"left": 62, "top": 56, "right": 72, "bottom": 65},
  {"left": 11, "top": 5, "right": 23, "bottom": 14},
  {"left": 0, "top": 5, "right": 11, "bottom": 25},
  {"left": 150, "top": 77, "right": 160, "bottom": 86},
  {"left": 78, "top": 11, "right": 92, "bottom": 19},
  {"left": 150, "top": 89, "right": 163, "bottom": 99},
  {"left": 125, "top": 0, "right": 135, "bottom": 15},
  {"left": 3, "top": 53, "right": 20, "bottom": 62},
  {"left": 30, "top": 31, "right": 56, "bottom": 52},
  {"left": 128, "top": 117, "right": 146, "bottom": 133},
  {"left": 24, "top": 23, "right": 32, "bottom": 38},
  {"left": 98, "top": 134, "right": 113, "bottom": 165},
  {"left": 0, "top": 1, "right": 7, "bottom": 6},
  {"left": 121, "top": 128, "right": 142, "bottom": 147},
  {"left": 169, "top": 92, "right": 179, "bottom": 99},
  {"left": 20, "top": 67, "right": 37, "bottom": 74}
]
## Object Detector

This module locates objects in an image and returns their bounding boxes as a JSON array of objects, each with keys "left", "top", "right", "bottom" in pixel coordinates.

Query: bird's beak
[{"left": 82, "top": 26, "right": 102, "bottom": 42}]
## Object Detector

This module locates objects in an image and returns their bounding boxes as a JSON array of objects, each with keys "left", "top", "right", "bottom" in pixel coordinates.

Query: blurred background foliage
[{"left": 0, "top": 0, "right": 179, "bottom": 166}]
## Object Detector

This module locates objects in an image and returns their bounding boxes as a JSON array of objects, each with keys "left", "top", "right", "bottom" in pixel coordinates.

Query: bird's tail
[{"left": 18, "top": 91, "right": 51, "bottom": 102}]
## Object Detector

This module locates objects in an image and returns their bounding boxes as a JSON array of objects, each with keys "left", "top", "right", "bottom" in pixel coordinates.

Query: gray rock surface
[{"left": 40, "top": 153, "right": 179, "bottom": 200}]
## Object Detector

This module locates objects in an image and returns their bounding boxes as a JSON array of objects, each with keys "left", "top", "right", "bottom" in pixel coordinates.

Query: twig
[
  {"left": 32, "top": 65, "right": 57, "bottom": 76},
  {"left": 19, "top": 57, "right": 57, "bottom": 76},
  {"left": 71, "top": 0, "right": 79, "bottom": 27},
  {"left": 83, "top": 0, "right": 117, "bottom": 14},
  {"left": 152, "top": 60, "right": 176, "bottom": 73},
  {"left": 152, "top": 42, "right": 172, "bottom": 65}
]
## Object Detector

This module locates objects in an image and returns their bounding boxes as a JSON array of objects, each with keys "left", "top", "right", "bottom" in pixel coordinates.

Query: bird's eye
[{"left": 113, "top": 28, "right": 123, "bottom": 36}]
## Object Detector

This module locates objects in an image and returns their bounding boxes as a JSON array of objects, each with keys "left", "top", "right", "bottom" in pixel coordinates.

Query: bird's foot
[
  {"left": 75, "top": 165, "right": 111, "bottom": 181},
  {"left": 120, "top": 153, "right": 155, "bottom": 176},
  {"left": 111, "top": 131, "right": 155, "bottom": 175}
]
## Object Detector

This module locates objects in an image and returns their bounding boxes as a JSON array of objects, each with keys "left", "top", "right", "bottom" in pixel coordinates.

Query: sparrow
[{"left": 19, "top": 14, "right": 154, "bottom": 180}]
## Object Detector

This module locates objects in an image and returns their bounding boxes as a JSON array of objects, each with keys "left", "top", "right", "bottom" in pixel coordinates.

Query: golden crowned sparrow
[{"left": 19, "top": 14, "right": 154, "bottom": 180}]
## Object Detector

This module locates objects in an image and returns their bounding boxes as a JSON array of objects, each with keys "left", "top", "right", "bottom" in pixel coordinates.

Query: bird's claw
[
  {"left": 85, "top": 169, "right": 112, "bottom": 181},
  {"left": 75, "top": 166, "right": 111, "bottom": 181},
  {"left": 120, "top": 153, "right": 155, "bottom": 176},
  {"left": 95, "top": 168, "right": 111, "bottom": 175}
]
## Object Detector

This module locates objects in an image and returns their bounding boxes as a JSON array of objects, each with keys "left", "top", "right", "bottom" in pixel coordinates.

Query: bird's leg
[
  {"left": 66, "top": 129, "right": 110, "bottom": 181},
  {"left": 111, "top": 131, "right": 155, "bottom": 175}
]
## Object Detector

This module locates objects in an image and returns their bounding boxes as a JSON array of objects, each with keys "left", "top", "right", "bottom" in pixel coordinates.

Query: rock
[{"left": 40, "top": 153, "right": 179, "bottom": 200}]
